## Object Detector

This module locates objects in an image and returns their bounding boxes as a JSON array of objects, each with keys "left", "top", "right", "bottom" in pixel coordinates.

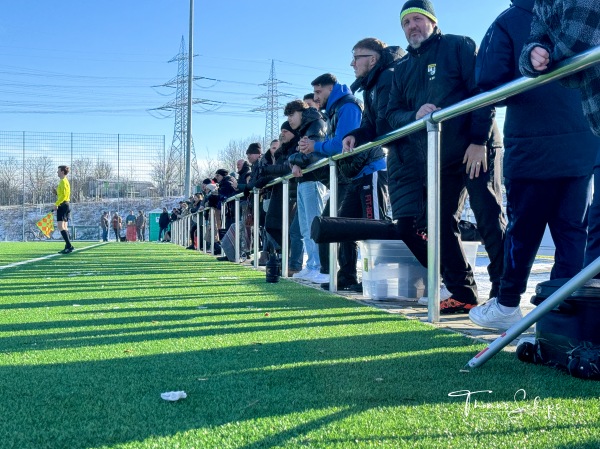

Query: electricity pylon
[{"left": 252, "top": 60, "right": 292, "bottom": 146}]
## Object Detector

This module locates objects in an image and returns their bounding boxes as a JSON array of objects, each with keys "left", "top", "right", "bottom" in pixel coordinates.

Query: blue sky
[{"left": 0, "top": 1, "right": 510, "bottom": 161}]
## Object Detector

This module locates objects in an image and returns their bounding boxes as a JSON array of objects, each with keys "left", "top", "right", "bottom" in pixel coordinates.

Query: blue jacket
[
  {"left": 313, "top": 83, "right": 362, "bottom": 157},
  {"left": 476, "top": 0, "right": 598, "bottom": 179}
]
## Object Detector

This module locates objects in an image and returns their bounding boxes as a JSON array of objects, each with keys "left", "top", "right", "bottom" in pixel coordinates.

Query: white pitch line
[{"left": 0, "top": 242, "right": 108, "bottom": 271}]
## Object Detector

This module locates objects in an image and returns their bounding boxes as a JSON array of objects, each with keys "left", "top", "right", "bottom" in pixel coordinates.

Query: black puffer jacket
[
  {"left": 260, "top": 136, "right": 300, "bottom": 198},
  {"left": 340, "top": 46, "right": 406, "bottom": 179},
  {"left": 386, "top": 29, "right": 494, "bottom": 170},
  {"left": 348, "top": 45, "right": 406, "bottom": 142},
  {"left": 385, "top": 28, "right": 496, "bottom": 219},
  {"left": 477, "top": 0, "right": 598, "bottom": 179},
  {"left": 293, "top": 107, "right": 328, "bottom": 184},
  {"left": 263, "top": 137, "right": 301, "bottom": 236}
]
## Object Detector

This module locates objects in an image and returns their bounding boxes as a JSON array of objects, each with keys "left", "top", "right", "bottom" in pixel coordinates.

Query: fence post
[
  {"left": 234, "top": 198, "right": 240, "bottom": 263},
  {"left": 328, "top": 160, "right": 338, "bottom": 292},
  {"left": 253, "top": 189, "right": 260, "bottom": 269},
  {"left": 210, "top": 208, "right": 216, "bottom": 254},
  {"left": 196, "top": 211, "right": 201, "bottom": 251},
  {"left": 282, "top": 180, "right": 290, "bottom": 278},
  {"left": 426, "top": 119, "right": 442, "bottom": 323}
]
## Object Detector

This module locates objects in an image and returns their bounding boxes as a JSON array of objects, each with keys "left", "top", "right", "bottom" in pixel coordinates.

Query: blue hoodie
[{"left": 313, "top": 83, "right": 362, "bottom": 157}]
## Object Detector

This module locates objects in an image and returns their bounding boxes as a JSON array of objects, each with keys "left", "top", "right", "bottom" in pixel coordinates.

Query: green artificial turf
[
  {"left": 0, "top": 243, "right": 598, "bottom": 449},
  {"left": 0, "top": 242, "right": 101, "bottom": 266}
]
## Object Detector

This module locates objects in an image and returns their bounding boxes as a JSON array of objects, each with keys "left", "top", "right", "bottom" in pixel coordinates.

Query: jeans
[
  {"left": 499, "top": 176, "right": 592, "bottom": 307},
  {"left": 102, "top": 228, "right": 108, "bottom": 242},
  {"left": 159, "top": 226, "right": 168, "bottom": 241},
  {"left": 296, "top": 180, "right": 327, "bottom": 271}
]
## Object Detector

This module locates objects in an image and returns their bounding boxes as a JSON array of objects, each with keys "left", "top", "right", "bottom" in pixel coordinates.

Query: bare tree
[
  {"left": 0, "top": 157, "right": 23, "bottom": 206},
  {"left": 150, "top": 147, "right": 179, "bottom": 197},
  {"left": 94, "top": 160, "right": 113, "bottom": 180},
  {"left": 194, "top": 148, "right": 222, "bottom": 185},
  {"left": 218, "top": 134, "right": 263, "bottom": 175},
  {"left": 71, "top": 157, "right": 95, "bottom": 202},
  {"left": 24, "top": 156, "right": 55, "bottom": 205}
]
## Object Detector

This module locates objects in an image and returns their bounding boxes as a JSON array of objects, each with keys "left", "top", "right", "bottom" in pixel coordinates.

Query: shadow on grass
[
  {"left": 0, "top": 332, "right": 598, "bottom": 449},
  {"left": 1, "top": 244, "right": 599, "bottom": 448}
]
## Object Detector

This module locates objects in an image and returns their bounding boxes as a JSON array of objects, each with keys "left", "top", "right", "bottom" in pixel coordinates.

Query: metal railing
[{"left": 171, "top": 44, "right": 600, "bottom": 331}]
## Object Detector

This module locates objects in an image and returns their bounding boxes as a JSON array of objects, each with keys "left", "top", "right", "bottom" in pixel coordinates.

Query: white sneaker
[
  {"left": 417, "top": 284, "right": 452, "bottom": 305},
  {"left": 292, "top": 268, "right": 313, "bottom": 280},
  {"left": 468, "top": 297, "right": 523, "bottom": 330},
  {"left": 307, "top": 271, "right": 330, "bottom": 284}
]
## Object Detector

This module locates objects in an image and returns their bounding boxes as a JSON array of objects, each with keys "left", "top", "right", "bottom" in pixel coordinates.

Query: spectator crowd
[{"left": 164, "top": 0, "right": 600, "bottom": 333}]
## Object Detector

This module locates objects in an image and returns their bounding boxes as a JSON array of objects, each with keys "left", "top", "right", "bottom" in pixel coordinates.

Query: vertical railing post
[
  {"left": 196, "top": 211, "right": 201, "bottom": 251},
  {"left": 328, "top": 160, "right": 338, "bottom": 292},
  {"left": 426, "top": 119, "right": 442, "bottom": 323},
  {"left": 202, "top": 210, "right": 207, "bottom": 253},
  {"left": 234, "top": 198, "right": 240, "bottom": 263},
  {"left": 281, "top": 180, "right": 290, "bottom": 278},
  {"left": 210, "top": 208, "right": 216, "bottom": 254},
  {"left": 253, "top": 189, "right": 260, "bottom": 269}
]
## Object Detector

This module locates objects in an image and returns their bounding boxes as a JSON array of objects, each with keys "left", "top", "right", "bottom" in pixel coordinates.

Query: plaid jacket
[{"left": 519, "top": 0, "right": 600, "bottom": 136}]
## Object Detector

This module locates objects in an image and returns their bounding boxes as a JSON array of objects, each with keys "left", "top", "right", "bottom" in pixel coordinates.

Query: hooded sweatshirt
[{"left": 313, "top": 83, "right": 362, "bottom": 157}]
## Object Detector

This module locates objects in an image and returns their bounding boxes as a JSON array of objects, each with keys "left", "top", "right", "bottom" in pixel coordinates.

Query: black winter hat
[
  {"left": 246, "top": 142, "right": 262, "bottom": 155},
  {"left": 280, "top": 121, "right": 294, "bottom": 133},
  {"left": 215, "top": 168, "right": 229, "bottom": 177},
  {"left": 400, "top": 0, "right": 437, "bottom": 23}
]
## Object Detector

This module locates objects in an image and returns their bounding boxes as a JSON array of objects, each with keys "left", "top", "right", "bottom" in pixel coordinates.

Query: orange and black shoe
[{"left": 440, "top": 297, "right": 476, "bottom": 314}]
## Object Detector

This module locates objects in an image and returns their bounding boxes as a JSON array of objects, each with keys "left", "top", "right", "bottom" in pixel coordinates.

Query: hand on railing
[
  {"left": 342, "top": 135, "right": 356, "bottom": 153},
  {"left": 530, "top": 46, "right": 550, "bottom": 72},
  {"left": 416, "top": 103, "right": 441, "bottom": 120}
]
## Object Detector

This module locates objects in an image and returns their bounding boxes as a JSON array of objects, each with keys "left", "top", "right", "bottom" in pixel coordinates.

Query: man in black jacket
[
  {"left": 287, "top": 99, "right": 328, "bottom": 281},
  {"left": 468, "top": 0, "right": 598, "bottom": 330},
  {"left": 215, "top": 168, "right": 238, "bottom": 232},
  {"left": 308, "top": 38, "right": 404, "bottom": 291},
  {"left": 386, "top": 0, "right": 500, "bottom": 313}
]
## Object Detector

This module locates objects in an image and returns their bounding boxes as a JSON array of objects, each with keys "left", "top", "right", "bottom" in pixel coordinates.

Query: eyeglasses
[{"left": 352, "top": 54, "right": 375, "bottom": 62}]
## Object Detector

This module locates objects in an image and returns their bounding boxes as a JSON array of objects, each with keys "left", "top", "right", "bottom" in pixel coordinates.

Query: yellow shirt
[{"left": 55, "top": 177, "right": 71, "bottom": 206}]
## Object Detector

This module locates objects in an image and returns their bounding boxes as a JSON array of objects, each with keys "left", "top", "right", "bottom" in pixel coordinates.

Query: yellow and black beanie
[{"left": 400, "top": 0, "right": 437, "bottom": 23}]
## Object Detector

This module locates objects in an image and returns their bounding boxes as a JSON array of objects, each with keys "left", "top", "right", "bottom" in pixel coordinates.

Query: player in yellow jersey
[{"left": 54, "top": 165, "right": 74, "bottom": 254}]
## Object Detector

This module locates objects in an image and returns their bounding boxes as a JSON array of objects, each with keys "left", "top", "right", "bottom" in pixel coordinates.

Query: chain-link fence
[{"left": 0, "top": 131, "right": 188, "bottom": 241}]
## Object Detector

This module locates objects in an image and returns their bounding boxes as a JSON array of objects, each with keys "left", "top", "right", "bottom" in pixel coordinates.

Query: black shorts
[{"left": 56, "top": 202, "right": 71, "bottom": 222}]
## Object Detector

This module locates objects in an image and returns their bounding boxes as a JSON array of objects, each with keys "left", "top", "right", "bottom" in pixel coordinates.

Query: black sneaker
[
  {"left": 439, "top": 297, "right": 476, "bottom": 314},
  {"left": 215, "top": 256, "right": 229, "bottom": 261},
  {"left": 65, "top": 246, "right": 75, "bottom": 253}
]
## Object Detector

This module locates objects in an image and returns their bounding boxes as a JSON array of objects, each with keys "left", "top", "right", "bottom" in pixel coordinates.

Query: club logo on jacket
[{"left": 427, "top": 64, "right": 436, "bottom": 79}]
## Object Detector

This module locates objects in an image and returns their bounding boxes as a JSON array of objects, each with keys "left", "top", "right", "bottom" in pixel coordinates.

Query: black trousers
[
  {"left": 499, "top": 176, "right": 592, "bottom": 306},
  {"left": 396, "top": 169, "right": 478, "bottom": 305},
  {"left": 461, "top": 147, "right": 506, "bottom": 298},
  {"left": 319, "top": 171, "right": 390, "bottom": 283}
]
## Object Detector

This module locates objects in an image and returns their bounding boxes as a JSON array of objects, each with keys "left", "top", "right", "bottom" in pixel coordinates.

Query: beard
[{"left": 408, "top": 32, "right": 426, "bottom": 48}]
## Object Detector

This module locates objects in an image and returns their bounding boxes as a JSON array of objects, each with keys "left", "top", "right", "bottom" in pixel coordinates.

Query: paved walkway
[{"left": 272, "top": 247, "right": 553, "bottom": 350}]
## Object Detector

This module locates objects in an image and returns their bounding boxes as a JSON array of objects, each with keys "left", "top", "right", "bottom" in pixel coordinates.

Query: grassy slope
[{"left": 0, "top": 243, "right": 598, "bottom": 449}]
